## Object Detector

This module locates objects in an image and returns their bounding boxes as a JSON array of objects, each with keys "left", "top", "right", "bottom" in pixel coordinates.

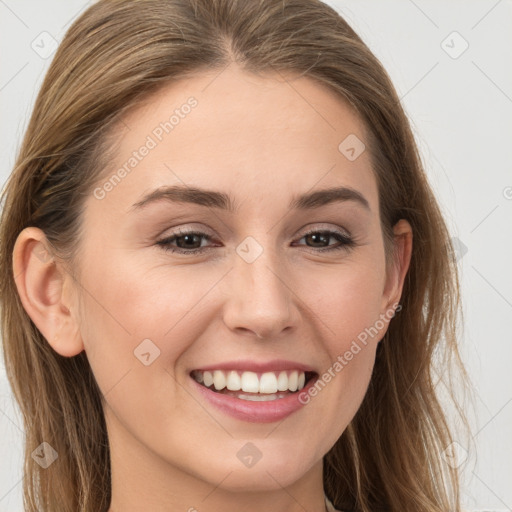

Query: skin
[{"left": 13, "top": 63, "right": 412, "bottom": 512}]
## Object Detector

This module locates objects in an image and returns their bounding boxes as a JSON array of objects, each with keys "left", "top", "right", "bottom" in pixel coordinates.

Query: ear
[
  {"left": 12, "top": 227, "right": 84, "bottom": 357},
  {"left": 381, "top": 219, "right": 413, "bottom": 312}
]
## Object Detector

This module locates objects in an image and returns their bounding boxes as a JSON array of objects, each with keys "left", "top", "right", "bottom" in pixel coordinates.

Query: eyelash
[{"left": 156, "top": 227, "right": 355, "bottom": 255}]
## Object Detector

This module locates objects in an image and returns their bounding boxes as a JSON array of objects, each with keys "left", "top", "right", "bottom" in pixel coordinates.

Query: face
[{"left": 16, "top": 64, "right": 411, "bottom": 503}]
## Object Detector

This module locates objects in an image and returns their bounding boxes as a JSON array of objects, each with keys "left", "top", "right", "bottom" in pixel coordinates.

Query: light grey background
[{"left": 1, "top": 1, "right": 511, "bottom": 510}]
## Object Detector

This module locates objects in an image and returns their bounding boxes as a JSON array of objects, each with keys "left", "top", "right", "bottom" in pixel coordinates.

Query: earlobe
[
  {"left": 382, "top": 219, "right": 413, "bottom": 311},
  {"left": 12, "top": 227, "right": 84, "bottom": 357}
]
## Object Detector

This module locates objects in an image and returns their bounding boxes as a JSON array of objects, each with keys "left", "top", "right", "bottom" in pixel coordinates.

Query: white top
[{"left": 325, "top": 495, "right": 343, "bottom": 512}]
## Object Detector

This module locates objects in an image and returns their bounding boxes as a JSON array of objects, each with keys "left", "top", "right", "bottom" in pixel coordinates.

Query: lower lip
[{"left": 191, "top": 375, "right": 318, "bottom": 423}]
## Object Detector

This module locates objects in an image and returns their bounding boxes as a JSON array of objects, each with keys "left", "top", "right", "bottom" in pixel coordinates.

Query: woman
[{"left": 0, "top": 0, "right": 467, "bottom": 510}]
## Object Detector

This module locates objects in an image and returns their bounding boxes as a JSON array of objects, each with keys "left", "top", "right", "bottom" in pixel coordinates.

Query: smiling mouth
[{"left": 190, "top": 369, "right": 318, "bottom": 401}]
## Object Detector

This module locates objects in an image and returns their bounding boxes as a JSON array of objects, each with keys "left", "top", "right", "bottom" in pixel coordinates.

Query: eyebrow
[{"left": 130, "top": 184, "right": 370, "bottom": 213}]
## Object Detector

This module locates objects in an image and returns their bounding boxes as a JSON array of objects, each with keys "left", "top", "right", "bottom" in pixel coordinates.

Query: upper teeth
[{"left": 192, "top": 370, "right": 307, "bottom": 394}]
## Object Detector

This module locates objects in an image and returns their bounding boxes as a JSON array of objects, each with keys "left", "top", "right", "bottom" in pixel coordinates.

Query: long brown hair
[{"left": 0, "top": 0, "right": 467, "bottom": 510}]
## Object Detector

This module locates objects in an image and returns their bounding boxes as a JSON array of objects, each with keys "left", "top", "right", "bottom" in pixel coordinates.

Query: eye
[
  {"left": 156, "top": 227, "right": 355, "bottom": 255},
  {"left": 156, "top": 229, "right": 216, "bottom": 255},
  {"left": 292, "top": 228, "right": 355, "bottom": 252}
]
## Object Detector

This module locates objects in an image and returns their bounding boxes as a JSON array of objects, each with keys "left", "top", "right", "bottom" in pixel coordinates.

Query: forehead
[{"left": 91, "top": 65, "right": 378, "bottom": 216}]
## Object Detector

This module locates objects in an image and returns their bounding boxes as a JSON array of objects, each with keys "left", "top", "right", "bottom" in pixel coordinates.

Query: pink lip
[
  {"left": 192, "top": 359, "right": 316, "bottom": 373},
  {"left": 190, "top": 373, "right": 319, "bottom": 423}
]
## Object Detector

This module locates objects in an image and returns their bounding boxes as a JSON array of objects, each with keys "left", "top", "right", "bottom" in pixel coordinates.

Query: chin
[{"left": 196, "top": 451, "right": 315, "bottom": 492}]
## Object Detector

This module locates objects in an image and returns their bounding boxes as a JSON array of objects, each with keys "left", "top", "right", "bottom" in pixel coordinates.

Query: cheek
[
  {"left": 80, "top": 249, "right": 218, "bottom": 338},
  {"left": 75, "top": 252, "right": 218, "bottom": 394},
  {"left": 295, "top": 256, "right": 386, "bottom": 413},
  {"left": 75, "top": 257, "right": 225, "bottom": 442},
  {"left": 301, "top": 258, "right": 387, "bottom": 351}
]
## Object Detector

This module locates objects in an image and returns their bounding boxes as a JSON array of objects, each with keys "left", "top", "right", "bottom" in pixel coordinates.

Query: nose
[{"left": 221, "top": 242, "right": 300, "bottom": 340}]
